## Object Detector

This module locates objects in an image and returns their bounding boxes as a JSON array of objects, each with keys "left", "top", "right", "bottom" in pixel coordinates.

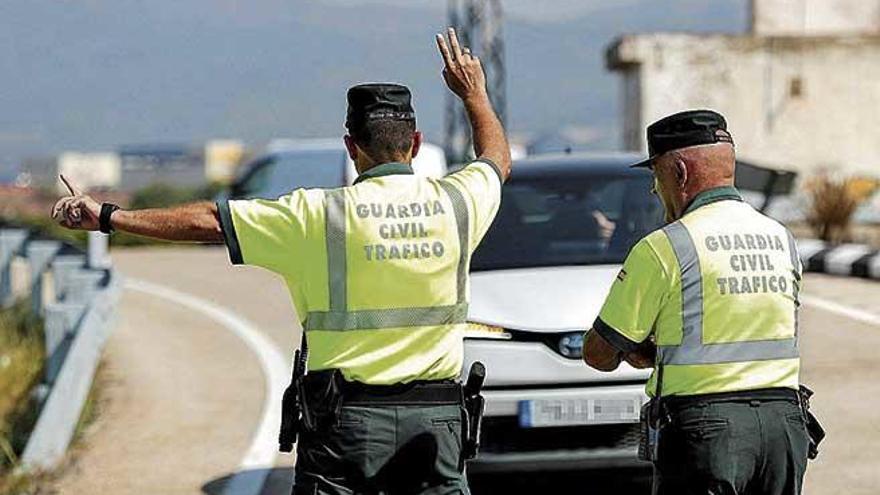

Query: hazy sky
[
  {"left": 0, "top": 0, "right": 747, "bottom": 172},
  {"left": 323, "top": 0, "right": 645, "bottom": 21}
]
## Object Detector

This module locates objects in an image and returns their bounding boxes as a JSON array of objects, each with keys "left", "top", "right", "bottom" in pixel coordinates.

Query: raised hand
[
  {"left": 51, "top": 175, "right": 101, "bottom": 231},
  {"left": 436, "top": 27, "right": 488, "bottom": 103}
]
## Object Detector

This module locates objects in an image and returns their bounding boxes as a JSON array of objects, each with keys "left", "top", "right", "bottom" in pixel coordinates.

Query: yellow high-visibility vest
[
  {"left": 594, "top": 186, "right": 801, "bottom": 396},
  {"left": 218, "top": 160, "right": 502, "bottom": 384}
]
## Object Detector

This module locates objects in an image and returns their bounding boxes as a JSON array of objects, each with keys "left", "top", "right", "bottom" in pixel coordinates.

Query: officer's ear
[
  {"left": 411, "top": 131, "right": 422, "bottom": 160},
  {"left": 673, "top": 157, "right": 688, "bottom": 189},
  {"left": 343, "top": 135, "right": 359, "bottom": 161}
]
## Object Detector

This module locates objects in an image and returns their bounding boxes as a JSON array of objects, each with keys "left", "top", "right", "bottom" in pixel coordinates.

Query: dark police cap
[
  {"left": 345, "top": 83, "right": 416, "bottom": 130},
  {"left": 632, "top": 109, "right": 734, "bottom": 168}
]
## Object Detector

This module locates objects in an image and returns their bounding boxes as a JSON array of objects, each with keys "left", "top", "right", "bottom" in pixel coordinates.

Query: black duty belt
[
  {"left": 662, "top": 387, "right": 799, "bottom": 411},
  {"left": 340, "top": 379, "right": 462, "bottom": 406}
]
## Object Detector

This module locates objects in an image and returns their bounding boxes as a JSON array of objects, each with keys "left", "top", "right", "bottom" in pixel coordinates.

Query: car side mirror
[{"left": 229, "top": 180, "right": 244, "bottom": 199}]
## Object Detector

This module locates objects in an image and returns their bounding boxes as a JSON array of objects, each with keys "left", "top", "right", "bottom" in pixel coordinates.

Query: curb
[{"left": 797, "top": 239, "right": 880, "bottom": 279}]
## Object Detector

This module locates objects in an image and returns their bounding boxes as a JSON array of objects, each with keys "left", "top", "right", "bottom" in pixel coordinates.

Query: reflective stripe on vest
[
  {"left": 325, "top": 188, "right": 347, "bottom": 312},
  {"left": 656, "top": 221, "right": 800, "bottom": 366},
  {"left": 304, "top": 184, "right": 470, "bottom": 331}
]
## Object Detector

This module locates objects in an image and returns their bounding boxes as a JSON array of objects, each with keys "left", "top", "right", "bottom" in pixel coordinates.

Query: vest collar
[
  {"left": 683, "top": 186, "right": 743, "bottom": 216},
  {"left": 353, "top": 162, "right": 414, "bottom": 185}
]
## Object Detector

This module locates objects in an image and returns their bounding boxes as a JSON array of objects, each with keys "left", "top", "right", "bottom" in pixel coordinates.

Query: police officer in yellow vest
[
  {"left": 51, "top": 28, "right": 510, "bottom": 495},
  {"left": 582, "top": 110, "right": 813, "bottom": 495}
]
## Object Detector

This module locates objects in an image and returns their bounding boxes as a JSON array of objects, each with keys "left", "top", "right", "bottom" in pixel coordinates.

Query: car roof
[
  {"left": 268, "top": 139, "right": 345, "bottom": 155},
  {"left": 511, "top": 151, "right": 649, "bottom": 178}
]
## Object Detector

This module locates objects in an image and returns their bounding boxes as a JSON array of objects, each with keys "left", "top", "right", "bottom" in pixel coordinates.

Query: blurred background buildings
[
  {"left": 1, "top": 0, "right": 878, "bottom": 233},
  {"left": 17, "top": 140, "right": 244, "bottom": 193}
]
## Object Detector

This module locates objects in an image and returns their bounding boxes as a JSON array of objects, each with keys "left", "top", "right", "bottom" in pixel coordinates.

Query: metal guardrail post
[
  {"left": 26, "top": 240, "right": 63, "bottom": 315},
  {"left": 0, "top": 229, "right": 29, "bottom": 308},
  {"left": 51, "top": 255, "right": 86, "bottom": 302},
  {"left": 4, "top": 227, "right": 124, "bottom": 472},
  {"left": 65, "top": 269, "right": 107, "bottom": 306},
  {"left": 20, "top": 272, "right": 123, "bottom": 471},
  {"left": 87, "top": 231, "right": 111, "bottom": 270},
  {"left": 42, "top": 302, "right": 86, "bottom": 385}
]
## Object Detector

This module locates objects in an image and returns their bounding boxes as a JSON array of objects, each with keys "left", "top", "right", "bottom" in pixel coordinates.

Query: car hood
[{"left": 468, "top": 265, "right": 621, "bottom": 333}]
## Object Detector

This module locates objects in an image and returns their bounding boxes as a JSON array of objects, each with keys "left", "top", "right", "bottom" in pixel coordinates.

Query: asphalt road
[{"left": 47, "top": 246, "right": 880, "bottom": 495}]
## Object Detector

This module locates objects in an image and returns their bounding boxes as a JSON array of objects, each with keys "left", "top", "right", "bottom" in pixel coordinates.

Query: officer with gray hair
[{"left": 583, "top": 110, "right": 822, "bottom": 495}]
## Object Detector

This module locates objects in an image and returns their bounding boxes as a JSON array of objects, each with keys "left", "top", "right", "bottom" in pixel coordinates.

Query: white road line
[
  {"left": 125, "top": 279, "right": 290, "bottom": 495},
  {"left": 801, "top": 294, "right": 880, "bottom": 327}
]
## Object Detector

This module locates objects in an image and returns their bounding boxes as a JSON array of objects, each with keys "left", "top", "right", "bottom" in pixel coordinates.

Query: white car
[
  {"left": 225, "top": 138, "right": 447, "bottom": 200},
  {"left": 462, "top": 152, "right": 665, "bottom": 473}
]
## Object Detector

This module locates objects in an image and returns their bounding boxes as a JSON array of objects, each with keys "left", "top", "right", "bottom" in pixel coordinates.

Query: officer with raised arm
[
  {"left": 582, "top": 110, "right": 821, "bottom": 495},
  {"left": 52, "top": 28, "right": 510, "bottom": 495}
]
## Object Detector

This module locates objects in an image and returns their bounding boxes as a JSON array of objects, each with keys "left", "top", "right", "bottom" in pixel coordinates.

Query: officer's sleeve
[
  {"left": 216, "top": 191, "right": 309, "bottom": 277},
  {"left": 593, "top": 238, "right": 670, "bottom": 353},
  {"left": 441, "top": 159, "right": 504, "bottom": 252}
]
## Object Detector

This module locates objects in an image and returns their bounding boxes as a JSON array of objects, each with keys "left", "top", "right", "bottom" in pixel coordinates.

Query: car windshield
[
  {"left": 235, "top": 149, "right": 346, "bottom": 199},
  {"left": 471, "top": 172, "right": 665, "bottom": 271}
]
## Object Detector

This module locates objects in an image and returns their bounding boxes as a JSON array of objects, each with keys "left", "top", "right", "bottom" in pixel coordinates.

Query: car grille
[{"left": 480, "top": 417, "right": 641, "bottom": 453}]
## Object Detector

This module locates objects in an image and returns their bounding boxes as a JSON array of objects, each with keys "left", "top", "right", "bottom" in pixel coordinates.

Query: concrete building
[
  {"left": 20, "top": 139, "right": 247, "bottom": 192},
  {"left": 58, "top": 152, "right": 121, "bottom": 192},
  {"left": 606, "top": 0, "right": 880, "bottom": 177}
]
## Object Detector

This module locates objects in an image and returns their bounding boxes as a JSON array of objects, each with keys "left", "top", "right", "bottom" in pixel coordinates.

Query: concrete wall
[
  {"left": 751, "top": 0, "right": 880, "bottom": 36},
  {"left": 58, "top": 152, "right": 121, "bottom": 192},
  {"left": 204, "top": 139, "right": 244, "bottom": 184},
  {"left": 607, "top": 33, "right": 880, "bottom": 177}
]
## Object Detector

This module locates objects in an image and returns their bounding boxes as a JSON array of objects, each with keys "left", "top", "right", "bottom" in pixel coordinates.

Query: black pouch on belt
[
  {"left": 798, "top": 385, "right": 826, "bottom": 460},
  {"left": 637, "top": 400, "right": 659, "bottom": 462},
  {"left": 298, "top": 369, "right": 343, "bottom": 432},
  {"left": 638, "top": 363, "right": 664, "bottom": 463}
]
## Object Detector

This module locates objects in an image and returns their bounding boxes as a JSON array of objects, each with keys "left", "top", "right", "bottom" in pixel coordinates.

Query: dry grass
[
  {"left": 0, "top": 303, "right": 43, "bottom": 469},
  {"left": 805, "top": 174, "right": 879, "bottom": 243},
  {"left": 0, "top": 302, "right": 45, "bottom": 494},
  {"left": 0, "top": 306, "right": 107, "bottom": 495}
]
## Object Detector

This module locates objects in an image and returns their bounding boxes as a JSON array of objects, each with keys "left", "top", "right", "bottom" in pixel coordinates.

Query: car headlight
[
  {"left": 465, "top": 322, "right": 512, "bottom": 340},
  {"left": 558, "top": 332, "right": 585, "bottom": 359}
]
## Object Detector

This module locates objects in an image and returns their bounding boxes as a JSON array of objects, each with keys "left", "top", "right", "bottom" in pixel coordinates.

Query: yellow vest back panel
[
  {"left": 222, "top": 161, "right": 501, "bottom": 384},
  {"left": 596, "top": 192, "right": 802, "bottom": 397},
  {"left": 650, "top": 200, "right": 801, "bottom": 396}
]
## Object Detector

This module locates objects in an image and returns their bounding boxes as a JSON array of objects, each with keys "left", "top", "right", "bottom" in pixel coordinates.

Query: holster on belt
[
  {"left": 638, "top": 363, "right": 664, "bottom": 463},
  {"left": 462, "top": 362, "right": 487, "bottom": 460},
  {"left": 278, "top": 348, "right": 307, "bottom": 453},
  {"left": 798, "top": 385, "right": 825, "bottom": 460}
]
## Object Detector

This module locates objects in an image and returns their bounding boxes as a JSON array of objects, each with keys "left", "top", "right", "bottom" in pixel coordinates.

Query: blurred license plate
[{"left": 519, "top": 397, "right": 642, "bottom": 428}]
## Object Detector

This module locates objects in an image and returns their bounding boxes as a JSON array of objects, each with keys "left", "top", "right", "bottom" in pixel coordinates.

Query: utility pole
[{"left": 444, "top": 0, "right": 507, "bottom": 165}]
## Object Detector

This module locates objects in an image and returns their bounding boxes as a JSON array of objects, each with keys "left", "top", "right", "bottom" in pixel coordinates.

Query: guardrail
[
  {"left": 798, "top": 238, "right": 880, "bottom": 279},
  {"left": 0, "top": 227, "right": 122, "bottom": 471}
]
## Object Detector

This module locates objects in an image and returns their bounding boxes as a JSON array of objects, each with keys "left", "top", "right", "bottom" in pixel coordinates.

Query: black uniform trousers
[
  {"left": 654, "top": 389, "right": 809, "bottom": 495},
  {"left": 292, "top": 403, "right": 470, "bottom": 495}
]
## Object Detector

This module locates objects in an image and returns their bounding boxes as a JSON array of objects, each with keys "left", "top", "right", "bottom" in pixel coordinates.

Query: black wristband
[{"left": 99, "top": 203, "right": 121, "bottom": 234}]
